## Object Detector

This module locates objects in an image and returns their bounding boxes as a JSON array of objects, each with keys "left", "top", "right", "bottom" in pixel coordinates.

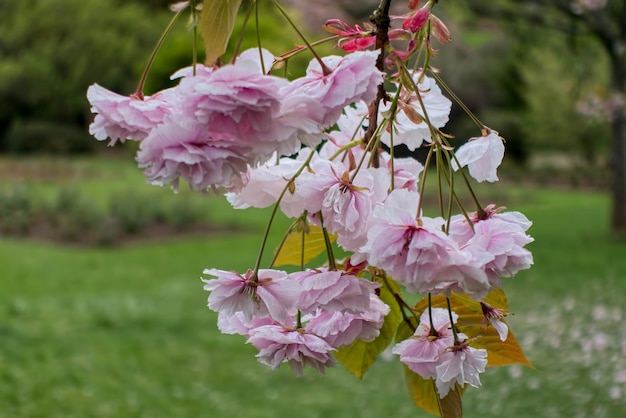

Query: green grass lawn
[{"left": 1, "top": 157, "right": 626, "bottom": 417}]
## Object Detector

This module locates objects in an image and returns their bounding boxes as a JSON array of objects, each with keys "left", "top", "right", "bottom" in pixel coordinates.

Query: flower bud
[
  {"left": 431, "top": 14, "right": 451, "bottom": 44},
  {"left": 403, "top": 6, "right": 431, "bottom": 33},
  {"left": 408, "top": 0, "right": 421, "bottom": 9}
]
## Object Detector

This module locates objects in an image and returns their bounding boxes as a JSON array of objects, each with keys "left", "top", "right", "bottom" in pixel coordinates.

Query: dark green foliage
[
  {"left": 4, "top": 120, "right": 97, "bottom": 154},
  {"left": 0, "top": 186, "right": 36, "bottom": 234},
  {"left": 0, "top": 0, "right": 167, "bottom": 151}
]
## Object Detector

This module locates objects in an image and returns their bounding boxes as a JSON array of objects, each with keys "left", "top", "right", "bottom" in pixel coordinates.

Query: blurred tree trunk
[{"left": 467, "top": 0, "right": 626, "bottom": 235}]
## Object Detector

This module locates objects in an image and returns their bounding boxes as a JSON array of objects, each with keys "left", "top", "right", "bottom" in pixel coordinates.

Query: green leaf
[
  {"left": 200, "top": 0, "right": 243, "bottom": 65},
  {"left": 404, "top": 367, "right": 464, "bottom": 417},
  {"left": 273, "top": 225, "right": 336, "bottom": 267},
  {"left": 335, "top": 276, "right": 402, "bottom": 378},
  {"left": 414, "top": 289, "right": 533, "bottom": 368}
]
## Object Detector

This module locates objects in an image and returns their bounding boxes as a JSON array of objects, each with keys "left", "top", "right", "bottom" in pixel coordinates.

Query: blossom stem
[
  {"left": 382, "top": 274, "right": 418, "bottom": 330},
  {"left": 362, "top": 0, "right": 392, "bottom": 149},
  {"left": 231, "top": 0, "right": 255, "bottom": 64},
  {"left": 274, "top": 36, "right": 340, "bottom": 64},
  {"left": 254, "top": 0, "right": 266, "bottom": 74},
  {"left": 317, "top": 212, "right": 337, "bottom": 270},
  {"left": 446, "top": 297, "right": 461, "bottom": 343},
  {"left": 252, "top": 151, "right": 315, "bottom": 276},
  {"left": 271, "top": 0, "right": 331, "bottom": 75},
  {"left": 416, "top": 145, "right": 435, "bottom": 219},
  {"left": 134, "top": 8, "right": 184, "bottom": 98},
  {"left": 427, "top": 293, "right": 437, "bottom": 337},
  {"left": 429, "top": 70, "right": 484, "bottom": 130},
  {"left": 190, "top": 0, "right": 198, "bottom": 75},
  {"left": 267, "top": 218, "right": 300, "bottom": 268},
  {"left": 441, "top": 134, "right": 485, "bottom": 214}
]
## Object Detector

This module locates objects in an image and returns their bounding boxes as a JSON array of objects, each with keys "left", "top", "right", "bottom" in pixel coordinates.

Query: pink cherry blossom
[
  {"left": 291, "top": 268, "right": 380, "bottom": 314},
  {"left": 463, "top": 217, "right": 534, "bottom": 286},
  {"left": 380, "top": 74, "right": 452, "bottom": 150},
  {"left": 176, "top": 54, "right": 302, "bottom": 161},
  {"left": 225, "top": 154, "right": 306, "bottom": 210},
  {"left": 296, "top": 158, "right": 389, "bottom": 252},
  {"left": 435, "top": 342, "right": 488, "bottom": 397},
  {"left": 480, "top": 302, "right": 509, "bottom": 342},
  {"left": 87, "top": 84, "right": 175, "bottom": 145},
  {"left": 247, "top": 324, "right": 336, "bottom": 376},
  {"left": 392, "top": 308, "right": 460, "bottom": 379},
  {"left": 306, "top": 294, "right": 390, "bottom": 347},
  {"left": 217, "top": 311, "right": 280, "bottom": 337},
  {"left": 202, "top": 268, "right": 301, "bottom": 325},
  {"left": 448, "top": 205, "right": 534, "bottom": 288},
  {"left": 281, "top": 51, "right": 384, "bottom": 128},
  {"left": 363, "top": 189, "right": 489, "bottom": 297},
  {"left": 452, "top": 129, "right": 505, "bottom": 183},
  {"left": 136, "top": 116, "right": 251, "bottom": 191}
]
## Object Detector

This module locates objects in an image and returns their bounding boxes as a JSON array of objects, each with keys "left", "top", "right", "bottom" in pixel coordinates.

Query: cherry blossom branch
[{"left": 362, "top": 0, "right": 393, "bottom": 149}]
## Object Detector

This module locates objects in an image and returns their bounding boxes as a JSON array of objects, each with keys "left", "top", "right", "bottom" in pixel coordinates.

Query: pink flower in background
[
  {"left": 247, "top": 324, "right": 336, "bottom": 376},
  {"left": 291, "top": 268, "right": 380, "bottom": 314},
  {"left": 136, "top": 116, "right": 250, "bottom": 191},
  {"left": 87, "top": 84, "right": 175, "bottom": 145},
  {"left": 202, "top": 268, "right": 301, "bottom": 325},
  {"left": 393, "top": 308, "right": 461, "bottom": 379},
  {"left": 282, "top": 50, "right": 384, "bottom": 128},
  {"left": 452, "top": 130, "right": 505, "bottom": 183},
  {"left": 306, "top": 294, "right": 390, "bottom": 347},
  {"left": 435, "top": 342, "right": 488, "bottom": 397}
]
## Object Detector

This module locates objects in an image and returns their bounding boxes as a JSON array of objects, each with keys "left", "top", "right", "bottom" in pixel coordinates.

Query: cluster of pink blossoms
[
  {"left": 87, "top": 40, "right": 533, "bottom": 396},
  {"left": 87, "top": 48, "right": 383, "bottom": 191},
  {"left": 203, "top": 267, "right": 388, "bottom": 376}
]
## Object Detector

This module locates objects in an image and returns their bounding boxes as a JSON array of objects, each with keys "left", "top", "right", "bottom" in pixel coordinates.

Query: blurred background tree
[
  {"left": 1, "top": 0, "right": 623, "bottom": 232},
  {"left": 0, "top": 0, "right": 166, "bottom": 153}
]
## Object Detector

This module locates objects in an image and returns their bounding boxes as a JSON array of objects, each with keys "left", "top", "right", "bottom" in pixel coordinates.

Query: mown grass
[{"left": 1, "top": 157, "right": 626, "bottom": 417}]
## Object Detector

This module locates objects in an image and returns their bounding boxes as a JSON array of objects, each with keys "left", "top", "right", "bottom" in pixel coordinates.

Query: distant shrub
[
  {"left": 4, "top": 120, "right": 96, "bottom": 154},
  {"left": 0, "top": 186, "right": 36, "bottom": 234}
]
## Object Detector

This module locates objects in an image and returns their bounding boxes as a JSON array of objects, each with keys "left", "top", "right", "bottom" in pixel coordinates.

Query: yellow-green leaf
[
  {"left": 273, "top": 225, "right": 336, "bottom": 267},
  {"left": 200, "top": 0, "right": 242, "bottom": 65},
  {"left": 404, "top": 367, "right": 464, "bottom": 417},
  {"left": 335, "top": 276, "right": 402, "bottom": 378},
  {"left": 414, "top": 290, "right": 533, "bottom": 368}
]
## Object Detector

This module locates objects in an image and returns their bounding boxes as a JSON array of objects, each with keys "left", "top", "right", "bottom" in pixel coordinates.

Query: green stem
[
  {"left": 134, "top": 8, "right": 184, "bottom": 98},
  {"left": 271, "top": 0, "right": 330, "bottom": 74},
  {"left": 446, "top": 297, "right": 460, "bottom": 343},
  {"left": 382, "top": 275, "right": 418, "bottom": 330},
  {"left": 317, "top": 212, "right": 337, "bottom": 270},
  {"left": 430, "top": 70, "right": 484, "bottom": 130},
  {"left": 231, "top": 0, "right": 255, "bottom": 63},
  {"left": 255, "top": 0, "right": 266, "bottom": 74},
  {"left": 251, "top": 151, "right": 315, "bottom": 277}
]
